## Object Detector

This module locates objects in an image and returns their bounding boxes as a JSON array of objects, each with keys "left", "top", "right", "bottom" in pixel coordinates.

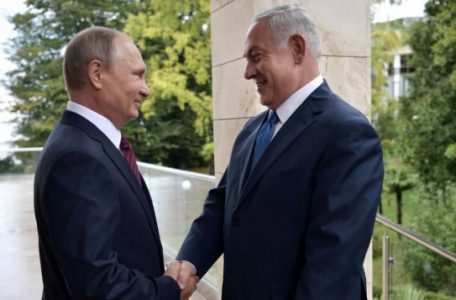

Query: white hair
[{"left": 253, "top": 4, "right": 321, "bottom": 59}]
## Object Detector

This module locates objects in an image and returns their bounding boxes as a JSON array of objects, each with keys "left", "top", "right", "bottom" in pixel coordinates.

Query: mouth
[{"left": 255, "top": 79, "right": 267, "bottom": 90}]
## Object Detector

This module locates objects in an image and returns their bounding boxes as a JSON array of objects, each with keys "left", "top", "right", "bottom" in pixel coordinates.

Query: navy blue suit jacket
[
  {"left": 34, "top": 111, "right": 180, "bottom": 299},
  {"left": 177, "top": 81, "right": 383, "bottom": 299}
]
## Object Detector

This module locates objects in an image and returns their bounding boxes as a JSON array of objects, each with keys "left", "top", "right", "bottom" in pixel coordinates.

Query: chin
[
  {"left": 129, "top": 111, "right": 140, "bottom": 121},
  {"left": 259, "top": 98, "right": 273, "bottom": 108}
]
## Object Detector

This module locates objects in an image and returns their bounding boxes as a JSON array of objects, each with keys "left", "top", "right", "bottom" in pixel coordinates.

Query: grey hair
[
  {"left": 253, "top": 4, "right": 321, "bottom": 59},
  {"left": 63, "top": 26, "right": 128, "bottom": 92}
]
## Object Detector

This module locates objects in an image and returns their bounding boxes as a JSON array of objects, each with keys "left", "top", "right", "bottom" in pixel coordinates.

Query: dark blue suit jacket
[
  {"left": 34, "top": 111, "right": 180, "bottom": 299},
  {"left": 177, "top": 81, "right": 383, "bottom": 299}
]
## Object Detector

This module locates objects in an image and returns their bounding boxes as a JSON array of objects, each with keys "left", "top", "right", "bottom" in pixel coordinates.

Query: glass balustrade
[
  {"left": 139, "top": 162, "right": 219, "bottom": 291},
  {"left": 0, "top": 148, "right": 218, "bottom": 299},
  {"left": 2, "top": 148, "right": 455, "bottom": 300}
]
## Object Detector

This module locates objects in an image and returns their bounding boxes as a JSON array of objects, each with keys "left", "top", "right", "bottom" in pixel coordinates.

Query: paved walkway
[
  {"left": 0, "top": 174, "right": 212, "bottom": 299},
  {"left": 0, "top": 174, "right": 41, "bottom": 299}
]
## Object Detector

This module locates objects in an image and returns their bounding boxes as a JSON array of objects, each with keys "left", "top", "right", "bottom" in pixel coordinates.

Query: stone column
[{"left": 210, "top": 0, "right": 372, "bottom": 298}]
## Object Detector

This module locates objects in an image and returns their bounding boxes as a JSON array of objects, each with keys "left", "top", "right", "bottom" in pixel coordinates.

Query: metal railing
[
  {"left": 376, "top": 214, "right": 456, "bottom": 264},
  {"left": 375, "top": 214, "right": 456, "bottom": 300}
]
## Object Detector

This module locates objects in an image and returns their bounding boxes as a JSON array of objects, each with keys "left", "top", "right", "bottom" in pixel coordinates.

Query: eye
[
  {"left": 134, "top": 71, "right": 145, "bottom": 79},
  {"left": 252, "top": 53, "right": 262, "bottom": 62}
]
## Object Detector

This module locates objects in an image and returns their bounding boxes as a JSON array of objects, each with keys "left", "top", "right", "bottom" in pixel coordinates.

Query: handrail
[
  {"left": 3, "top": 151, "right": 455, "bottom": 261},
  {"left": 0, "top": 147, "right": 215, "bottom": 182},
  {"left": 138, "top": 161, "right": 215, "bottom": 182},
  {"left": 3, "top": 147, "right": 456, "bottom": 300},
  {"left": 376, "top": 214, "right": 456, "bottom": 263},
  {"left": 0, "top": 147, "right": 43, "bottom": 152}
]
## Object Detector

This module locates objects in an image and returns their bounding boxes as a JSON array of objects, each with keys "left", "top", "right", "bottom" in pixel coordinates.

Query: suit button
[{"left": 232, "top": 217, "right": 240, "bottom": 227}]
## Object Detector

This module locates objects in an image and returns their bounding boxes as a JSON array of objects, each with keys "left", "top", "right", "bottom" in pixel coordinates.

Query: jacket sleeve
[
  {"left": 294, "top": 120, "right": 383, "bottom": 299},
  {"left": 41, "top": 151, "right": 180, "bottom": 300}
]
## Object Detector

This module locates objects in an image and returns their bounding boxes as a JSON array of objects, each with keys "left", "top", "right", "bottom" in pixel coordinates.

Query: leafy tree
[
  {"left": 405, "top": 182, "right": 456, "bottom": 296},
  {"left": 400, "top": 0, "right": 456, "bottom": 185},
  {"left": 396, "top": 0, "right": 456, "bottom": 295},
  {"left": 5, "top": 0, "right": 143, "bottom": 147},
  {"left": 0, "top": 156, "right": 23, "bottom": 173},
  {"left": 123, "top": 0, "right": 213, "bottom": 169},
  {"left": 6, "top": 0, "right": 213, "bottom": 170},
  {"left": 371, "top": 19, "right": 417, "bottom": 223}
]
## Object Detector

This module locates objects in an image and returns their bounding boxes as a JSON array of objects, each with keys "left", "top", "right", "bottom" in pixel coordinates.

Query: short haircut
[
  {"left": 63, "top": 26, "right": 126, "bottom": 92},
  {"left": 253, "top": 4, "right": 321, "bottom": 60}
]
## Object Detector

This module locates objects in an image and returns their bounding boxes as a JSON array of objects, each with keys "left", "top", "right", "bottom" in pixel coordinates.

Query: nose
[
  {"left": 244, "top": 61, "right": 256, "bottom": 80},
  {"left": 140, "top": 82, "right": 150, "bottom": 99}
]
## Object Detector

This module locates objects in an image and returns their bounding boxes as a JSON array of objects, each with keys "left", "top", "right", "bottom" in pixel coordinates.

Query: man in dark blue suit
[
  {"left": 34, "top": 27, "right": 197, "bottom": 299},
  {"left": 177, "top": 4, "right": 383, "bottom": 299}
]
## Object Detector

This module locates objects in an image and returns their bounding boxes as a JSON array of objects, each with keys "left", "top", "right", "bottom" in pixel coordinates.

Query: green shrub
[
  {"left": 393, "top": 285, "right": 426, "bottom": 300},
  {"left": 404, "top": 182, "right": 456, "bottom": 296}
]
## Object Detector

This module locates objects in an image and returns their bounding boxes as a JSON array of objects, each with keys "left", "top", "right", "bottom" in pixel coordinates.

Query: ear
[
  {"left": 87, "top": 59, "right": 104, "bottom": 90},
  {"left": 289, "top": 34, "right": 306, "bottom": 64}
]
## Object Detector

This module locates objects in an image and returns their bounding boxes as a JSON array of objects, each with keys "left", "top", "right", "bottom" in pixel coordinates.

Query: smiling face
[
  {"left": 101, "top": 37, "right": 150, "bottom": 128},
  {"left": 243, "top": 19, "right": 299, "bottom": 109}
]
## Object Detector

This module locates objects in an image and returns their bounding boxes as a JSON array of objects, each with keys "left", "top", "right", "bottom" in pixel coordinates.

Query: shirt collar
[
  {"left": 275, "top": 75, "right": 323, "bottom": 125},
  {"left": 66, "top": 100, "right": 122, "bottom": 149}
]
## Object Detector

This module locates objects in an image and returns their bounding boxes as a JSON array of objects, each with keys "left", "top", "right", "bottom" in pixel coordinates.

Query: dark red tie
[{"left": 120, "top": 136, "right": 142, "bottom": 187}]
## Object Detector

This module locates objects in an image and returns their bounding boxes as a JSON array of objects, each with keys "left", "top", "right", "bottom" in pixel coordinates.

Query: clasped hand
[{"left": 165, "top": 260, "right": 199, "bottom": 300}]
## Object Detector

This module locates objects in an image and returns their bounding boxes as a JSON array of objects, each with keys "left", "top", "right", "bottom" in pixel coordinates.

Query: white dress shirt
[
  {"left": 66, "top": 101, "right": 122, "bottom": 149},
  {"left": 273, "top": 75, "right": 323, "bottom": 137}
]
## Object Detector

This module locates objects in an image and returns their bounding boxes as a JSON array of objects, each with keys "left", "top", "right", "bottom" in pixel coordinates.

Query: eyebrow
[
  {"left": 134, "top": 66, "right": 147, "bottom": 75},
  {"left": 243, "top": 47, "right": 262, "bottom": 58}
]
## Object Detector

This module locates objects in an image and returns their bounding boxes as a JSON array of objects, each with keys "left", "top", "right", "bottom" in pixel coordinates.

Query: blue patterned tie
[{"left": 250, "top": 110, "right": 279, "bottom": 170}]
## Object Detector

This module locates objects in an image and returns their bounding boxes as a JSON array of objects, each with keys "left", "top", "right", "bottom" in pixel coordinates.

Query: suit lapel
[
  {"left": 99, "top": 135, "right": 163, "bottom": 248},
  {"left": 239, "top": 102, "right": 316, "bottom": 204},
  {"left": 61, "top": 111, "right": 162, "bottom": 246},
  {"left": 238, "top": 82, "right": 331, "bottom": 209}
]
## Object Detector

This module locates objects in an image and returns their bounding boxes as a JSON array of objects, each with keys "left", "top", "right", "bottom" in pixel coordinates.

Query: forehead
[
  {"left": 244, "top": 20, "right": 275, "bottom": 55},
  {"left": 113, "top": 37, "right": 145, "bottom": 66}
]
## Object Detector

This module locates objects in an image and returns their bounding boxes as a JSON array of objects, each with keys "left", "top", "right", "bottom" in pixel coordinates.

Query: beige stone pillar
[{"left": 210, "top": 0, "right": 372, "bottom": 298}]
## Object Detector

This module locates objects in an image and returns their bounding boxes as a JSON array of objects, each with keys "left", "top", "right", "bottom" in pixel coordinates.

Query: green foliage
[
  {"left": 400, "top": 0, "right": 456, "bottom": 184},
  {"left": 393, "top": 285, "right": 427, "bottom": 300},
  {"left": 444, "top": 143, "right": 456, "bottom": 160},
  {"left": 5, "top": 0, "right": 142, "bottom": 147},
  {"left": 0, "top": 151, "right": 40, "bottom": 174},
  {"left": 372, "top": 1, "right": 456, "bottom": 296},
  {"left": 374, "top": 285, "right": 383, "bottom": 300},
  {"left": 6, "top": 0, "right": 213, "bottom": 169},
  {"left": 423, "top": 291, "right": 456, "bottom": 300},
  {"left": 372, "top": 0, "right": 402, "bottom": 4},
  {"left": 404, "top": 182, "right": 456, "bottom": 296},
  {"left": 122, "top": 0, "right": 213, "bottom": 169},
  {"left": 371, "top": 20, "right": 418, "bottom": 222},
  {"left": 0, "top": 156, "right": 24, "bottom": 173}
]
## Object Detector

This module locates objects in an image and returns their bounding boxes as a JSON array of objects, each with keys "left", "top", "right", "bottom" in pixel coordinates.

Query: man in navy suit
[
  {"left": 177, "top": 4, "right": 383, "bottom": 299},
  {"left": 34, "top": 27, "right": 197, "bottom": 299}
]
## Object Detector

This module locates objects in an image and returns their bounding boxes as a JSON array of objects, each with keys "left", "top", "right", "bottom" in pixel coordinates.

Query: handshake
[{"left": 164, "top": 260, "right": 199, "bottom": 300}]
